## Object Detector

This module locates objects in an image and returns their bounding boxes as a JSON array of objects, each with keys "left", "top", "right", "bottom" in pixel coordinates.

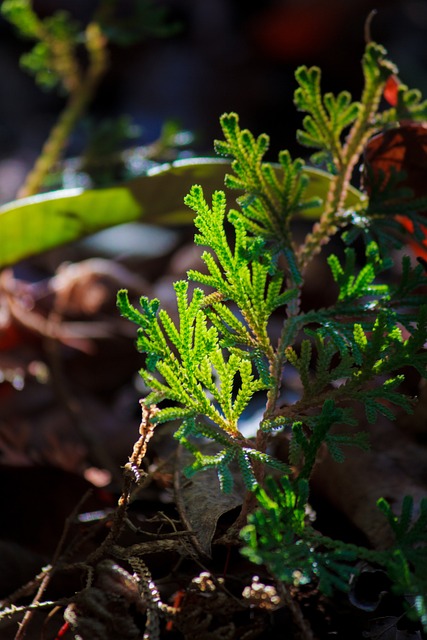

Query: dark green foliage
[
  {"left": 378, "top": 496, "right": 427, "bottom": 622},
  {"left": 1, "top": 0, "right": 79, "bottom": 90},
  {"left": 242, "top": 479, "right": 427, "bottom": 609},
  {"left": 174, "top": 418, "right": 289, "bottom": 492},
  {"left": 1, "top": 0, "right": 176, "bottom": 92},
  {"left": 241, "top": 477, "right": 358, "bottom": 597},
  {"left": 96, "top": 0, "right": 179, "bottom": 46}
]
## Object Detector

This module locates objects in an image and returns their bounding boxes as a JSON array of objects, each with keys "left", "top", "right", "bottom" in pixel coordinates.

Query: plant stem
[
  {"left": 298, "top": 57, "right": 390, "bottom": 271},
  {"left": 235, "top": 316, "right": 301, "bottom": 529},
  {"left": 278, "top": 583, "right": 317, "bottom": 640},
  {"left": 18, "top": 23, "right": 108, "bottom": 198}
]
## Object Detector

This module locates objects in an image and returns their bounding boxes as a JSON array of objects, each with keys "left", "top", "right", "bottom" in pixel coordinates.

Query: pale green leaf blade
[
  {"left": 0, "top": 160, "right": 364, "bottom": 267},
  {"left": 0, "top": 158, "right": 229, "bottom": 267}
]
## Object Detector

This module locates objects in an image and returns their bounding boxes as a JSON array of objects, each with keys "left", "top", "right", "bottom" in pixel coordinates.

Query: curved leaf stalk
[
  {"left": 18, "top": 22, "right": 109, "bottom": 198},
  {"left": 298, "top": 45, "right": 396, "bottom": 270}
]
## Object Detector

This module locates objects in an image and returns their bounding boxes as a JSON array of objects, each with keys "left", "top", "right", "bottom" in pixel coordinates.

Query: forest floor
[{"left": 0, "top": 216, "right": 426, "bottom": 640}]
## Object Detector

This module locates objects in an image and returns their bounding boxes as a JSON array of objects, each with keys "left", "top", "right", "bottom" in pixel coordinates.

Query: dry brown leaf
[
  {"left": 311, "top": 416, "right": 427, "bottom": 549},
  {"left": 175, "top": 446, "right": 246, "bottom": 557}
]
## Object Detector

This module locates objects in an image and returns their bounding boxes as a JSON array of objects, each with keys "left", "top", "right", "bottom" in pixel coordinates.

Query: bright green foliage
[
  {"left": 214, "top": 112, "right": 320, "bottom": 261},
  {"left": 117, "top": 282, "right": 289, "bottom": 490},
  {"left": 294, "top": 43, "right": 396, "bottom": 171},
  {"left": 7, "top": 1, "right": 427, "bottom": 631},
  {"left": 118, "top": 282, "right": 266, "bottom": 434},
  {"left": 185, "top": 185, "right": 298, "bottom": 360},
  {"left": 327, "top": 241, "right": 392, "bottom": 302},
  {"left": 118, "top": 40, "right": 427, "bottom": 625},
  {"left": 293, "top": 42, "right": 427, "bottom": 269},
  {"left": 1, "top": 0, "right": 46, "bottom": 38},
  {"left": 294, "top": 65, "right": 360, "bottom": 170}
]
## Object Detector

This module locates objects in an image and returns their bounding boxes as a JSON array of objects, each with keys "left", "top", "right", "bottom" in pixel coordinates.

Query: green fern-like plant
[
  {"left": 118, "top": 39, "right": 427, "bottom": 627},
  {"left": 241, "top": 478, "right": 427, "bottom": 614}
]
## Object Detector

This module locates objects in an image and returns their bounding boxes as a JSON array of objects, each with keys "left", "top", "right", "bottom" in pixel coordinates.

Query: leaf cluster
[
  {"left": 214, "top": 112, "right": 320, "bottom": 268},
  {"left": 378, "top": 496, "right": 427, "bottom": 626},
  {"left": 242, "top": 478, "right": 427, "bottom": 626},
  {"left": 241, "top": 477, "right": 358, "bottom": 597},
  {"left": 117, "top": 276, "right": 288, "bottom": 491},
  {"left": 262, "top": 241, "right": 427, "bottom": 479},
  {"left": 294, "top": 43, "right": 396, "bottom": 171},
  {"left": 1, "top": 0, "right": 176, "bottom": 92},
  {"left": 379, "top": 80, "right": 427, "bottom": 125},
  {"left": 1, "top": 0, "right": 79, "bottom": 90}
]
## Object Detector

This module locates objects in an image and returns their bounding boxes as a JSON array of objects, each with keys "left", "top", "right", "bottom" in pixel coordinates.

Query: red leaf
[
  {"left": 383, "top": 74, "right": 400, "bottom": 107},
  {"left": 363, "top": 123, "right": 427, "bottom": 259}
]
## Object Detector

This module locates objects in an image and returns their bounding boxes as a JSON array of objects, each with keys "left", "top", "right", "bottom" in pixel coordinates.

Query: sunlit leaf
[{"left": 0, "top": 159, "right": 364, "bottom": 268}]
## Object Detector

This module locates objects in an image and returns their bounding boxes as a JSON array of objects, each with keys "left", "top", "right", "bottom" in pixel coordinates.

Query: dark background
[{"left": 0, "top": 0, "right": 426, "bottom": 201}]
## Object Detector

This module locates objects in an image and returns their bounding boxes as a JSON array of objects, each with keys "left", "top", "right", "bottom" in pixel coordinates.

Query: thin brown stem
[
  {"left": 277, "top": 583, "right": 317, "bottom": 640},
  {"left": 13, "top": 490, "right": 92, "bottom": 640}
]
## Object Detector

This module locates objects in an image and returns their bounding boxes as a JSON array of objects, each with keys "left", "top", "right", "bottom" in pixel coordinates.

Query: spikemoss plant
[{"left": 118, "top": 42, "right": 427, "bottom": 626}]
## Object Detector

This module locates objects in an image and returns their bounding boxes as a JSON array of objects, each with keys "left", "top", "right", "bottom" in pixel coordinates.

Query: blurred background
[
  {"left": 0, "top": 2, "right": 426, "bottom": 613},
  {"left": 0, "top": 0, "right": 427, "bottom": 203}
]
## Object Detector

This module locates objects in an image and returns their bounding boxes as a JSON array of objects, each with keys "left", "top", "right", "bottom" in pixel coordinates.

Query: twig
[
  {"left": 364, "top": 9, "right": 378, "bottom": 44},
  {"left": 88, "top": 403, "right": 159, "bottom": 563},
  {"left": 277, "top": 583, "right": 317, "bottom": 640},
  {"left": 0, "top": 599, "right": 70, "bottom": 623},
  {"left": 0, "top": 567, "right": 50, "bottom": 612},
  {"left": 13, "top": 490, "right": 92, "bottom": 640},
  {"left": 18, "top": 23, "right": 108, "bottom": 198}
]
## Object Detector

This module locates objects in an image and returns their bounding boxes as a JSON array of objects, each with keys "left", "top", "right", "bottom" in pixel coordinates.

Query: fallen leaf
[{"left": 176, "top": 446, "right": 246, "bottom": 557}]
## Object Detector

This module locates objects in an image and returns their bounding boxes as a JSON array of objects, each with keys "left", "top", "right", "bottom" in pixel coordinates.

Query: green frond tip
[
  {"left": 293, "top": 63, "right": 361, "bottom": 168},
  {"left": 117, "top": 289, "right": 160, "bottom": 327},
  {"left": 214, "top": 112, "right": 241, "bottom": 157},
  {"left": 362, "top": 42, "right": 397, "bottom": 84},
  {"left": 184, "top": 184, "right": 212, "bottom": 216}
]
